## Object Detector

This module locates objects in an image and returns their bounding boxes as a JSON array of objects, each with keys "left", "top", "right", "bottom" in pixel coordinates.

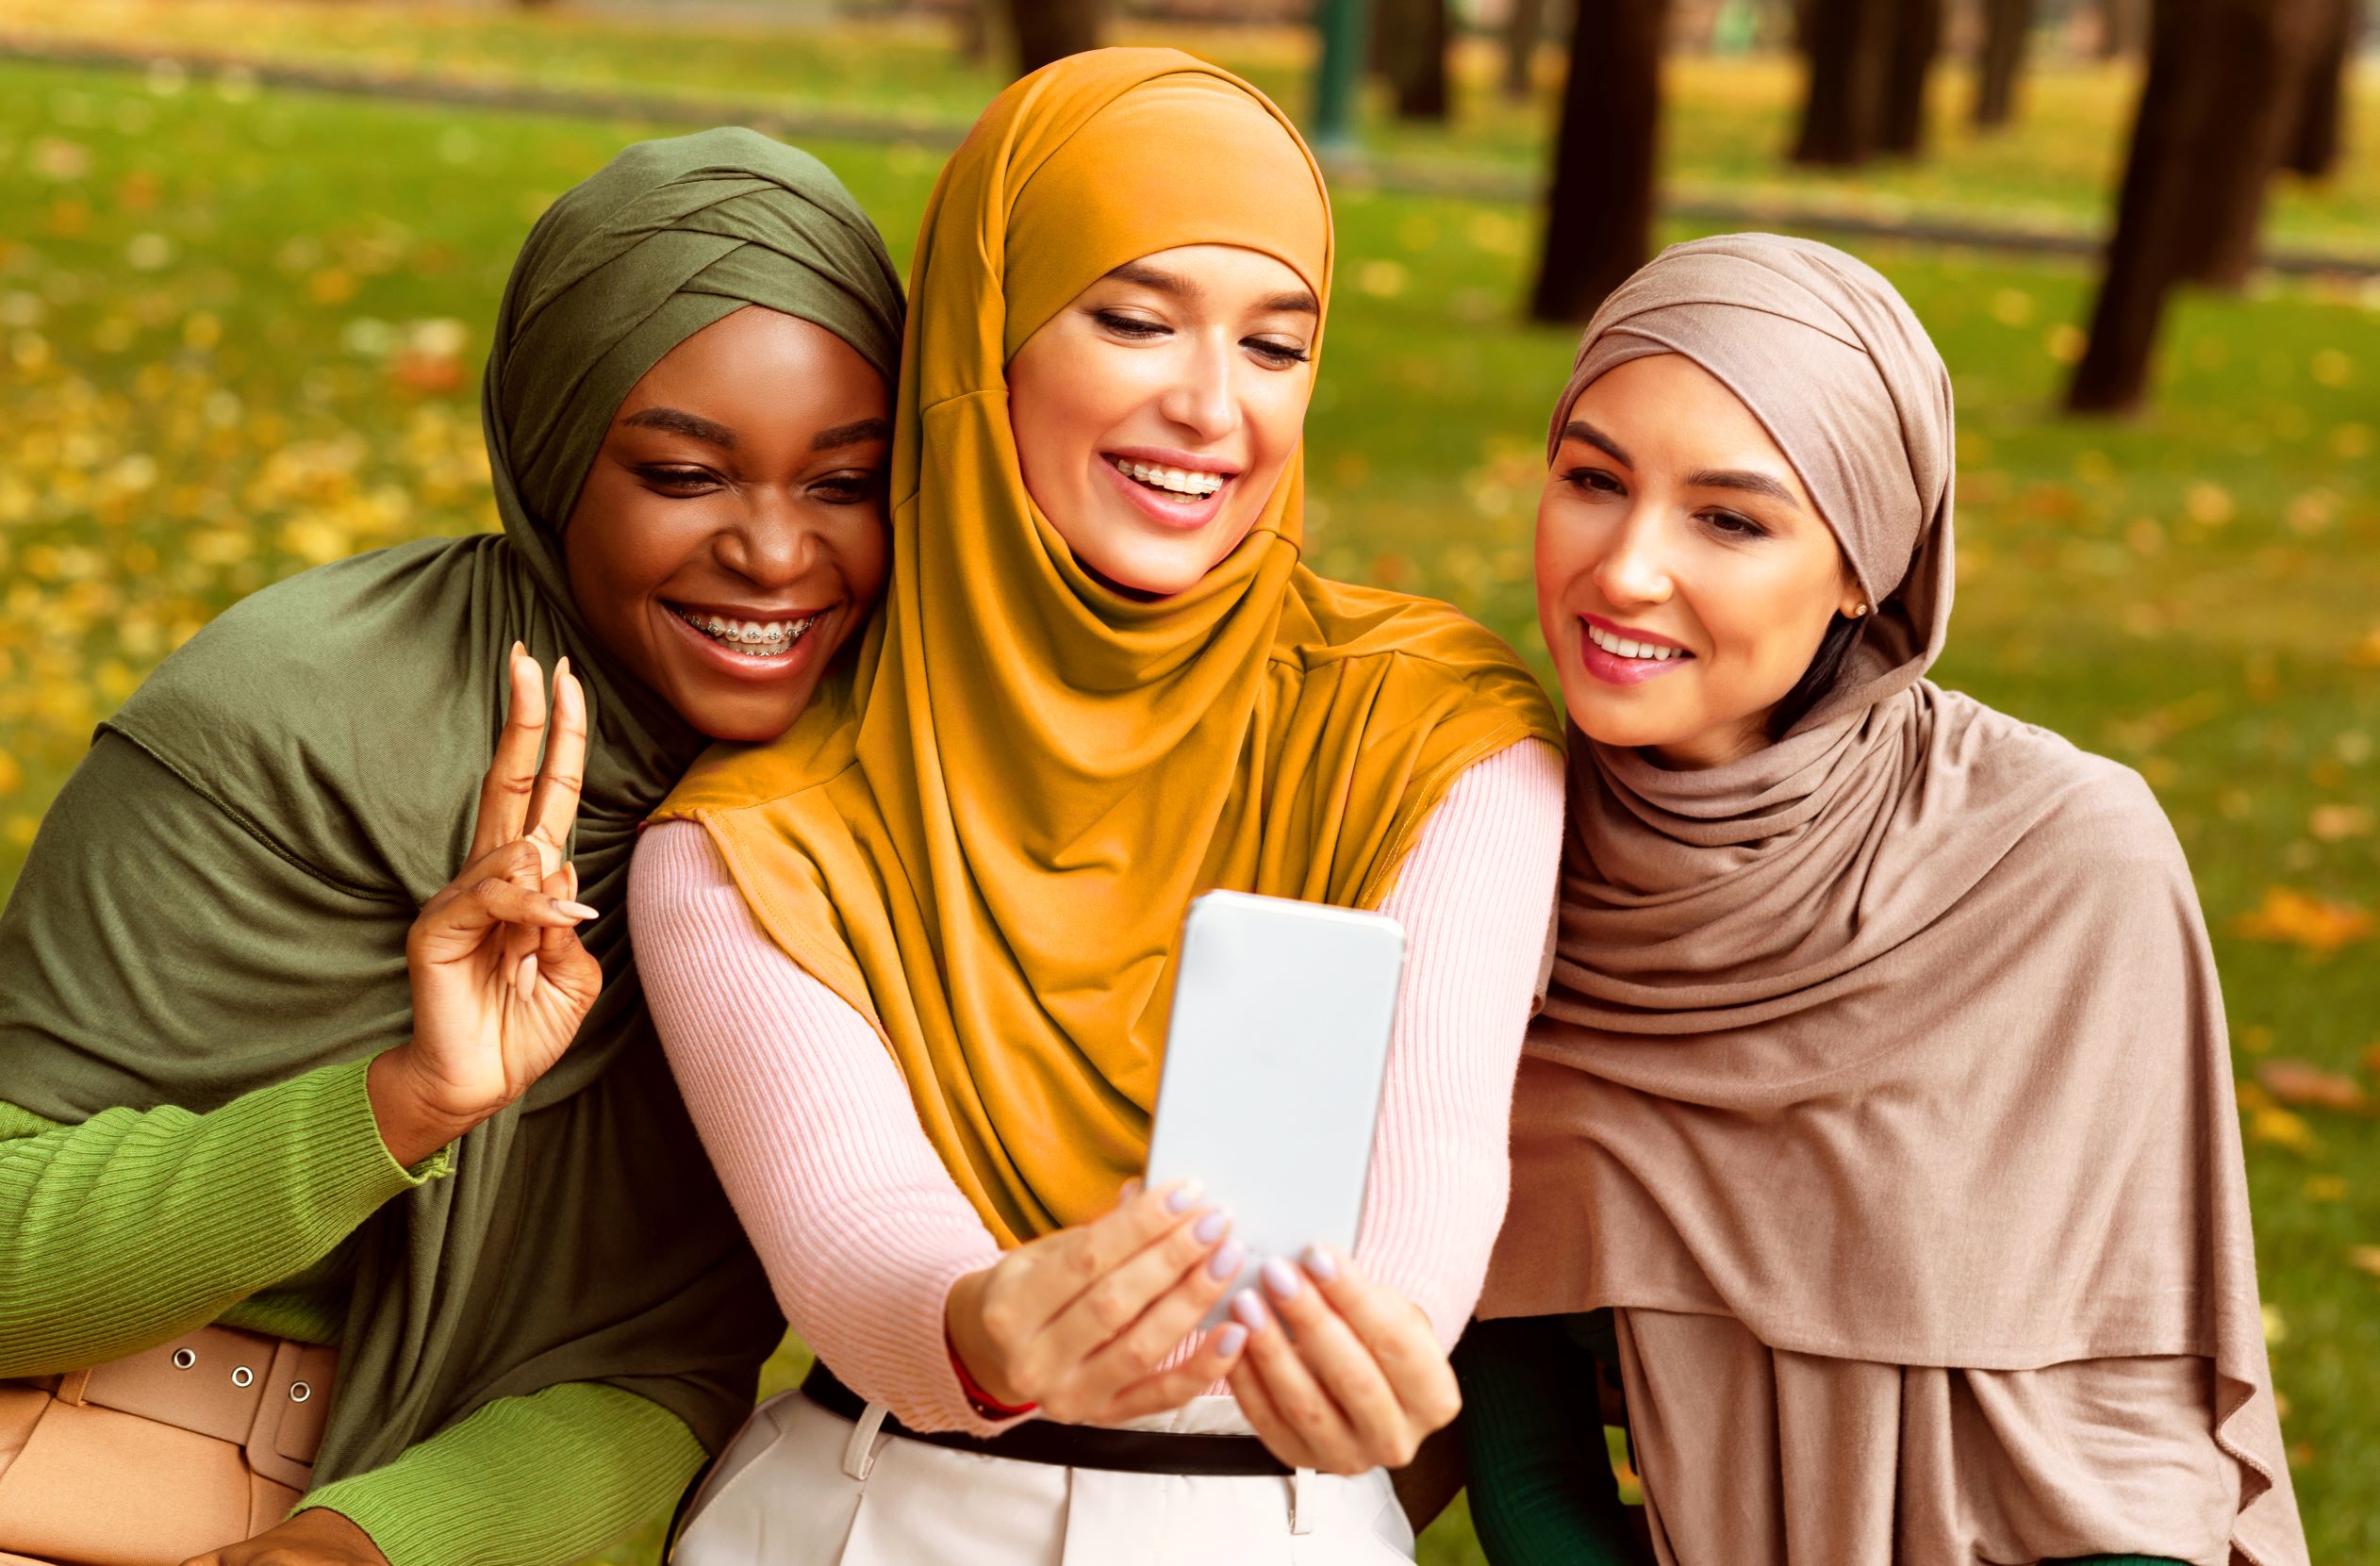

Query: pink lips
[
  {"left": 1577, "top": 617, "right": 1694, "bottom": 687},
  {"left": 1099, "top": 455, "right": 1232, "bottom": 533}
]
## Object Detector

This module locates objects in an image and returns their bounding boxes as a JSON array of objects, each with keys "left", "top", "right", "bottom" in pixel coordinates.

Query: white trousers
[{"left": 674, "top": 1390, "right": 1416, "bottom": 1565}]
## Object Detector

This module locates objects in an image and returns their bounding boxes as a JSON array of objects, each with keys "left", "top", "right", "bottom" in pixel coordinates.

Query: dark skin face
[{"left": 563, "top": 304, "right": 892, "bottom": 744}]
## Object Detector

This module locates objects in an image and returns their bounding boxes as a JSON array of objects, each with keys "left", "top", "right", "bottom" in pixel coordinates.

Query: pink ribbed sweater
[{"left": 631, "top": 739, "right": 1563, "bottom": 1436}]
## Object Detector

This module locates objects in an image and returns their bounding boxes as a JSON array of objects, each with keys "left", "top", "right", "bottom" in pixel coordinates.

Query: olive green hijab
[{"left": 0, "top": 128, "right": 904, "bottom": 1477}]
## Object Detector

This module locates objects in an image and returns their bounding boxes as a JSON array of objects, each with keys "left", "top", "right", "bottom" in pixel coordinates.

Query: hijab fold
[
  {"left": 1481, "top": 235, "right": 2304, "bottom": 1566},
  {"left": 656, "top": 51, "right": 1558, "bottom": 1245},
  {"left": 0, "top": 128, "right": 904, "bottom": 1478}
]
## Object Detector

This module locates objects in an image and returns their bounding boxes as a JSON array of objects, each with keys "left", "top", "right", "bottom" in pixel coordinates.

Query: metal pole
[{"left": 1312, "top": 0, "right": 1370, "bottom": 152}]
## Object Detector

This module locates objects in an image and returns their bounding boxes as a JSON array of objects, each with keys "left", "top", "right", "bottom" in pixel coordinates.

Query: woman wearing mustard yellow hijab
[{"left": 631, "top": 50, "right": 1562, "bottom": 1560}]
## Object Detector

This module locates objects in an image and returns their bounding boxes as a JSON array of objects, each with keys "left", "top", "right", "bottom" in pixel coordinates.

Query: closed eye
[
  {"left": 1244, "top": 336, "right": 1310, "bottom": 368},
  {"left": 1093, "top": 308, "right": 1169, "bottom": 340},
  {"left": 1699, "top": 508, "right": 1772, "bottom": 541},
  {"left": 634, "top": 463, "right": 723, "bottom": 495},
  {"left": 1562, "top": 466, "right": 1625, "bottom": 496}
]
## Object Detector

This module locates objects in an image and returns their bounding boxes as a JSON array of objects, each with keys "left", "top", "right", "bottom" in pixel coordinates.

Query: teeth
[
  {"left": 678, "top": 608, "right": 819, "bottom": 658},
  {"left": 1586, "top": 622, "right": 1681, "bottom": 661},
  {"left": 1111, "top": 456, "right": 1225, "bottom": 499}
]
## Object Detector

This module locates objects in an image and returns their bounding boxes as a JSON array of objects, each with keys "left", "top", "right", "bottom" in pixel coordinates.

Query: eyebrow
[
  {"left": 1685, "top": 468, "right": 1802, "bottom": 507},
  {"left": 1104, "top": 260, "right": 1319, "bottom": 317},
  {"left": 621, "top": 406, "right": 736, "bottom": 448},
  {"left": 812, "top": 416, "right": 891, "bottom": 451},
  {"left": 1560, "top": 419, "right": 1631, "bottom": 468}
]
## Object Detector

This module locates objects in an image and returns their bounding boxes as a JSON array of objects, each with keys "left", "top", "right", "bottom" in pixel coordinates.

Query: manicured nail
[
  {"left": 515, "top": 954, "right": 537, "bottom": 998},
  {"left": 553, "top": 899, "right": 602, "bottom": 920},
  {"left": 1301, "top": 1245, "right": 1340, "bottom": 1282},
  {"left": 1208, "top": 1239, "right": 1245, "bottom": 1280},
  {"left": 1213, "top": 1323, "right": 1248, "bottom": 1358},
  {"left": 509, "top": 639, "right": 525, "bottom": 661},
  {"left": 1165, "top": 1179, "right": 1204, "bottom": 1213},
  {"left": 1194, "top": 1209, "right": 1231, "bottom": 1244},
  {"left": 1261, "top": 1256, "right": 1303, "bottom": 1300},
  {"left": 1230, "top": 1290, "right": 1268, "bottom": 1330},
  {"left": 557, "top": 670, "right": 582, "bottom": 720}
]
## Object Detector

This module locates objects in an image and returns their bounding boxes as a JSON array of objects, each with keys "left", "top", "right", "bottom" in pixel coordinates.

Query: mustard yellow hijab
[{"left": 655, "top": 49, "right": 1558, "bottom": 1245}]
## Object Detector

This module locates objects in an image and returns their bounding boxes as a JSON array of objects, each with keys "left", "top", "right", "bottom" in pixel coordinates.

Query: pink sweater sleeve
[
  {"left": 1355, "top": 737, "right": 1565, "bottom": 1347},
  {"left": 630, "top": 737, "right": 1562, "bottom": 1426}
]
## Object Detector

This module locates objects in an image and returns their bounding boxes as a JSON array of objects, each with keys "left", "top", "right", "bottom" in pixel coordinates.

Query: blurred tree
[
  {"left": 1505, "top": 0, "right": 1552, "bottom": 100},
  {"left": 1876, "top": 0, "right": 1942, "bottom": 155},
  {"left": 1377, "top": 0, "right": 1454, "bottom": 120},
  {"left": 1533, "top": 0, "right": 1669, "bottom": 320},
  {"left": 1009, "top": 0, "right": 1106, "bottom": 76},
  {"left": 2097, "top": 0, "right": 2148, "bottom": 58},
  {"left": 1975, "top": 0, "right": 2033, "bottom": 128},
  {"left": 2286, "top": 0, "right": 2359, "bottom": 176},
  {"left": 2069, "top": 0, "right": 2335, "bottom": 411},
  {"left": 1792, "top": 0, "right": 1889, "bottom": 164}
]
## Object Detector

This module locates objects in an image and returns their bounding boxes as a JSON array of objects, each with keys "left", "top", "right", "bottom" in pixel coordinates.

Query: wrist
[
  {"left": 943, "top": 1268, "right": 1032, "bottom": 1414},
  {"left": 366, "top": 1047, "right": 479, "bottom": 1169}
]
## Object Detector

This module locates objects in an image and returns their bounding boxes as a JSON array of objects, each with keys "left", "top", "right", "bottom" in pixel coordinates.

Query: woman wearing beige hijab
[{"left": 1463, "top": 235, "right": 2307, "bottom": 1566}]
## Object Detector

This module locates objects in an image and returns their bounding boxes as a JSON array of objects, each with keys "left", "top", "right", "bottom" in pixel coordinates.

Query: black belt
[{"left": 800, "top": 1361, "right": 1291, "bottom": 1477}]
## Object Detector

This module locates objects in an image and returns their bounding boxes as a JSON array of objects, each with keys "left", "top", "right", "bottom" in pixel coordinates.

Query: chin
[{"left": 676, "top": 693, "right": 812, "bottom": 746}]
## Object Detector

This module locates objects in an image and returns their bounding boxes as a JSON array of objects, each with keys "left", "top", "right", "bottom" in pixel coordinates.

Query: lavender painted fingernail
[
  {"left": 1165, "top": 1179, "right": 1204, "bottom": 1213},
  {"left": 1230, "top": 1290, "right": 1268, "bottom": 1330},
  {"left": 1214, "top": 1324, "right": 1248, "bottom": 1358},
  {"left": 1208, "top": 1240, "right": 1246, "bottom": 1280},
  {"left": 1194, "top": 1209, "right": 1231, "bottom": 1244},
  {"left": 1261, "top": 1256, "right": 1303, "bottom": 1299},
  {"left": 1301, "top": 1245, "right": 1340, "bottom": 1282}
]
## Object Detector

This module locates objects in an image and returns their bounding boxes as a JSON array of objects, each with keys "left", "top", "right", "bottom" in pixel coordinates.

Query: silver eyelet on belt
[
  {"left": 171, "top": 1347, "right": 196, "bottom": 1369},
  {"left": 231, "top": 1365, "right": 255, "bottom": 1388},
  {"left": 289, "top": 1381, "right": 312, "bottom": 1403}
]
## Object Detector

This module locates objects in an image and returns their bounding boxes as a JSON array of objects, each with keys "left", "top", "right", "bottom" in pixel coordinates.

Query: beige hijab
[{"left": 1481, "top": 235, "right": 2305, "bottom": 1566}]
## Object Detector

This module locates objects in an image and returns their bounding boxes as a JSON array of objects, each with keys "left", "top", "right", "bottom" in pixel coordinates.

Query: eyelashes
[
  {"left": 1559, "top": 468, "right": 1776, "bottom": 540},
  {"left": 1090, "top": 308, "right": 1311, "bottom": 368}
]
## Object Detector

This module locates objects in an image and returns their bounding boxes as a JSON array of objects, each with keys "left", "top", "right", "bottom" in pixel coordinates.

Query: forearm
[
  {"left": 1353, "top": 741, "right": 1566, "bottom": 1345},
  {"left": 1454, "top": 1315, "right": 1639, "bottom": 1566},
  {"left": 298, "top": 1382, "right": 702, "bottom": 1566},
  {"left": 0, "top": 1059, "right": 441, "bottom": 1376},
  {"left": 632, "top": 822, "right": 1006, "bottom": 1434}
]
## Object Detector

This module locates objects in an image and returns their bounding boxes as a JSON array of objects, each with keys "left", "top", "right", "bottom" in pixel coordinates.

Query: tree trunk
[
  {"left": 2069, "top": 0, "right": 2327, "bottom": 412},
  {"left": 1009, "top": 0, "right": 1104, "bottom": 78},
  {"left": 1377, "top": 0, "right": 1454, "bottom": 121},
  {"left": 1876, "top": 0, "right": 1942, "bottom": 156},
  {"left": 1533, "top": 0, "right": 1669, "bottom": 321},
  {"left": 2097, "top": 0, "right": 2148, "bottom": 58},
  {"left": 956, "top": 0, "right": 994, "bottom": 62},
  {"left": 1504, "top": 0, "right": 1551, "bottom": 100},
  {"left": 2286, "top": 0, "right": 2357, "bottom": 176},
  {"left": 1975, "top": 0, "right": 2032, "bottom": 127},
  {"left": 1792, "top": 0, "right": 1891, "bottom": 165}
]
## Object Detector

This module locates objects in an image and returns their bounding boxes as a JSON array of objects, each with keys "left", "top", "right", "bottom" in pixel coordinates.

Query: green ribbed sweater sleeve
[
  {"left": 300, "top": 1382, "right": 704, "bottom": 1566},
  {"left": 0, "top": 1058, "right": 443, "bottom": 1376}
]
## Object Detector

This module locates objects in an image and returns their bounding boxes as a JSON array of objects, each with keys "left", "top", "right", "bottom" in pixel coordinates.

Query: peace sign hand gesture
[{"left": 366, "top": 646, "right": 603, "bottom": 1169}]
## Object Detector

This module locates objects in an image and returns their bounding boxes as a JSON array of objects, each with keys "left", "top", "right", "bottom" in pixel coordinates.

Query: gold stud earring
[{"left": 1851, "top": 602, "right": 1872, "bottom": 618}]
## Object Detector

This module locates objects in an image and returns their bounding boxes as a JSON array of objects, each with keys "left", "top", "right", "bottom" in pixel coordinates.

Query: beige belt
[{"left": 21, "top": 1325, "right": 336, "bottom": 1491}]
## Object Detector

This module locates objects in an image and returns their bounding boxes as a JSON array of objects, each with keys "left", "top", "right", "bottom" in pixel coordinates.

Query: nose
[
  {"left": 1591, "top": 508, "right": 1674, "bottom": 610},
  {"left": 714, "top": 489, "right": 824, "bottom": 591},
  {"left": 1155, "top": 327, "right": 1241, "bottom": 443}
]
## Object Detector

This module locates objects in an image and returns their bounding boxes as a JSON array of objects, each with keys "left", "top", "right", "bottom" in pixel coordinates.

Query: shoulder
[
  {"left": 1282, "top": 572, "right": 1561, "bottom": 732},
  {"left": 1925, "top": 688, "right": 2187, "bottom": 893}
]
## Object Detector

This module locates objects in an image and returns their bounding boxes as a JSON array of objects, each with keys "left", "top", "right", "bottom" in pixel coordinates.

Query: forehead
[{"left": 1570, "top": 354, "right": 1803, "bottom": 481}]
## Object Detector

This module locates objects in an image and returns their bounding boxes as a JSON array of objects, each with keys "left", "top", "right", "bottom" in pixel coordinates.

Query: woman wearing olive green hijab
[
  {"left": 0, "top": 129, "right": 902, "bottom": 1566},
  {"left": 636, "top": 51, "right": 1563, "bottom": 1560}
]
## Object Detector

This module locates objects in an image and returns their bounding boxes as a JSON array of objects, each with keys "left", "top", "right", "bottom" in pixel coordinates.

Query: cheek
[{"left": 1694, "top": 556, "right": 1838, "bottom": 685}]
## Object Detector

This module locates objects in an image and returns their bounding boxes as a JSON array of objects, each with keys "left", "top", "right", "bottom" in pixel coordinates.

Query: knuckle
[
  {"left": 1061, "top": 1243, "right": 1103, "bottom": 1287},
  {"left": 977, "top": 1299, "right": 1023, "bottom": 1350},
  {"left": 1083, "top": 1279, "right": 1137, "bottom": 1336}
]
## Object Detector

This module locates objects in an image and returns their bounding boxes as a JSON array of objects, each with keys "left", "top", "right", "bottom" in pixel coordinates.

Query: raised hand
[
  {"left": 1225, "top": 1245, "right": 1461, "bottom": 1475},
  {"left": 179, "top": 1507, "right": 388, "bottom": 1566},
  {"left": 366, "top": 646, "right": 602, "bottom": 1168},
  {"left": 943, "top": 1180, "right": 1251, "bottom": 1426}
]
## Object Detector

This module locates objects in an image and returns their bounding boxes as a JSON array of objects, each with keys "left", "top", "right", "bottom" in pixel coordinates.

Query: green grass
[{"left": 1, "top": 41, "right": 2375, "bottom": 1566}]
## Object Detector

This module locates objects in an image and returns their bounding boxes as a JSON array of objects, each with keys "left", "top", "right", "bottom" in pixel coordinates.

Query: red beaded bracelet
[{"left": 948, "top": 1336, "right": 1038, "bottom": 1420}]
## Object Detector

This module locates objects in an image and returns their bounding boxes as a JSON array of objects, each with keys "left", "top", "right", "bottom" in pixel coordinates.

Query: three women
[{"left": 0, "top": 52, "right": 2307, "bottom": 1566}]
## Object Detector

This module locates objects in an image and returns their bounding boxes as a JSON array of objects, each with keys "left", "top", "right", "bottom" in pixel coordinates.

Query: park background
[{"left": 0, "top": 0, "right": 2373, "bottom": 1558}]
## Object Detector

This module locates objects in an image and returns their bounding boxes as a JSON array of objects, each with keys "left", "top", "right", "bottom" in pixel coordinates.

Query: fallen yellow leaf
[
  {"left": 2235, "top": 887, "right": 2374, "bottom": 954},
  {"left": 2309, "top": 804, "right": 2374, "bottom": 842},
  {"left": 2349, "top": 1246, "right": 2380, "bottom": 1281},
  {"left": 2250, "top": 1107, "right": 2322, "bottom": 1154}
]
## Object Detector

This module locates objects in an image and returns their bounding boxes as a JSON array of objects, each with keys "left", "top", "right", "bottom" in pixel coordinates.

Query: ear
[{"left": 1837, "top": 558, "right": 1871, "bottom": 620}]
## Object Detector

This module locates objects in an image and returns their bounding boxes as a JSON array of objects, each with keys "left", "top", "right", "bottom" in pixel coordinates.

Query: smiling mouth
[
  {"left": 1106, "top": 454, "right": 1228, "bottom": 501},
  {"left": 1584, "top": 620, "right": 1691, "bottom": 663},
  {"left": 669, "top": 603, "right": 822, "bottom": 660}
]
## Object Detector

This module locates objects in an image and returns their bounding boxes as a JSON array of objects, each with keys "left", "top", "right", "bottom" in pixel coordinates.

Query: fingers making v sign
[{"left": 365, "top": 645, "right": 604, "bottom": 1168}]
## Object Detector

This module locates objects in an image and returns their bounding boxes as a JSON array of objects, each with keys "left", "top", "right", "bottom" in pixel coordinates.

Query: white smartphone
[{"left": 1142, "top": 890, "right": 1408, "bottom": 1316}]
